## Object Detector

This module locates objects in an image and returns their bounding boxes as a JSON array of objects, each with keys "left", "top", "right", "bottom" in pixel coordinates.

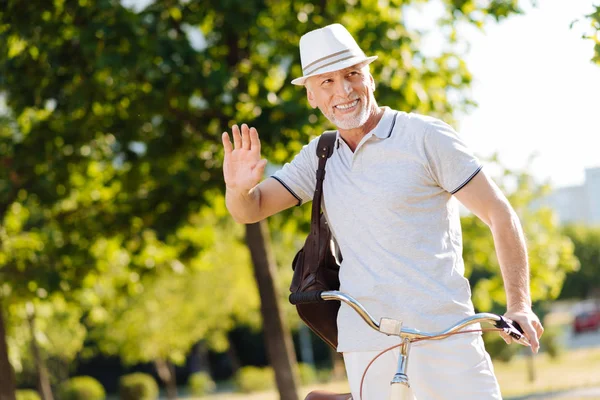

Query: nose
[{"left": 333, "top": 78, "right": 352, "bottom": 97}]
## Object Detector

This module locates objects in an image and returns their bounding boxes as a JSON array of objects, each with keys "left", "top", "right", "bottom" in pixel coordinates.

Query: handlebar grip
[
  {"left": 494, "top": 316, "right": 526, "bottom": 341},
  {"left": 511, "top": 320, "right": 524, "bottom": 334},
  {"left": 289, "top": 291, "right": 325, "bottom": 305}
]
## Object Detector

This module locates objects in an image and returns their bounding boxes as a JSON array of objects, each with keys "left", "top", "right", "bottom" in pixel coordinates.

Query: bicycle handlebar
[{"left": 289, "top": 290, "right": 530, "bottom": 347}]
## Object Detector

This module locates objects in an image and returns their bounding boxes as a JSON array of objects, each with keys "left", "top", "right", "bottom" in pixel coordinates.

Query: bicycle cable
[{"left": 358, "top": 328, "right": 503, "bottom": 400}]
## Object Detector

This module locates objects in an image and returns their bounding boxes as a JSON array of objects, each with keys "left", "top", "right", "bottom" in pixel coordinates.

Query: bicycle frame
[{"left": 291, "top": 290, "right": 529, "bottom": 400}]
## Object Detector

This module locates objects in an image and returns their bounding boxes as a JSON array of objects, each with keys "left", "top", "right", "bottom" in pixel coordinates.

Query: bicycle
[{"left": 290, "top": 290, "right": 529, "bottom": 400}]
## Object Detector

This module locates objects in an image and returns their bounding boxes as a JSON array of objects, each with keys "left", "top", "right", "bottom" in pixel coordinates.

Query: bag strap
[{"left": 310, "top": 130, "right": 337, "bottom": 237}]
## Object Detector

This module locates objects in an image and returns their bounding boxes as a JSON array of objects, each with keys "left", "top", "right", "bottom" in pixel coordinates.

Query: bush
[
  {"left": 58, "top": 376, "right": 106, "bottom": 400},
  {"left": 297, "top": 363, "right": 317, "bottom": 385},
  {"left": 316, "top": 368, "right": 333, "bottom": 383},
  {"left": 483, "top": 333, "right": 521, "bottom": 362},
  {"left": 234, "top": 366, "right": 275, "bottom": 393},
  {"left": 540, "top": 324, "right": 565, "bottom": 359},
  {"left": 188, "top": 371, "right": 216, "bottom": 396},
  {"left": 119, "top": 373, "right": 159, "bottom": 400},
  {"left": 16, "top": 390, "right": 41, "bottom": 400}
]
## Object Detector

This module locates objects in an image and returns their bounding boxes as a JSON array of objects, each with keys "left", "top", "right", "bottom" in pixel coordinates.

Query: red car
[{"left": 573, "top": 310, "right": 600, "bottom": 333}]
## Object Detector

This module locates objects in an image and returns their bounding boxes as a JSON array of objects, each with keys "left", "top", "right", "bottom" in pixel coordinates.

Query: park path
[{"left": 506, "top": 386, "right": 600, "bottom": 399}]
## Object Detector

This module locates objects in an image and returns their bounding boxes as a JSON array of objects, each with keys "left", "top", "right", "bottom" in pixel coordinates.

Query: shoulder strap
[{"left": 310, "top": 131, "right": 337, "bottom": 236}]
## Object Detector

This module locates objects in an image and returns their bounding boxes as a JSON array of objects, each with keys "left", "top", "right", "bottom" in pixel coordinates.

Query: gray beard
[{"left": 327, "top": 101, "right": 370, "bottom": 130}]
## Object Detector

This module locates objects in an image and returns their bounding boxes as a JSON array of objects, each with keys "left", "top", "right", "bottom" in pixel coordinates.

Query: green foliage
[
  {"left": 0, "top": 0, "right": 528, "bottom": 393},
  {"left": 7, "top": 296, "right": 86, "bottom": 381},
  {"left": 234, "top": 366, "right": 275, "bottom": 393},
  {"left": 119, "top": 373, "right": 159, "bottom": 400},
  {"left": 585, "top": 5, "right": 600, "bottom": 65},
  {"left": 539, "top": 324, "right": 565, "bottom": 359},
  {"left": 89, "top": 199, "right": 261, "bottom": 366},
  {"left": 316, "top": 368, "right": 333, "bottom": 384},
  {"left": 297, "top": 362, "right": 317, "bottom": 385},
  {"left": 58, "top": 376, "right": 106, "bottom": 400},
  {"left": 462, "top": 156, "right": 579, "bottom": 312},
  {"left": 188, "top": 371, "right": 216, "bottom": 397},
  {"left": 559, "top": 225, "right": 600, "bottom": 299},
  {"left": 16, "top": 390, "right": 40, "bottom": 400},
  {"left": 483, "top": 333, "right": 521, "bottom": 362}
]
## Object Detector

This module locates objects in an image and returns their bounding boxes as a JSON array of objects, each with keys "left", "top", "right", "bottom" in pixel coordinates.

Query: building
[{"left": 534, "top": 167, "right": 600, "bottom": 226}]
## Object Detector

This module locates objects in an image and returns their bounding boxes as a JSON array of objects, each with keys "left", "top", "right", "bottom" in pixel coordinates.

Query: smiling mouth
[{"left": 334, "top": 99, "right": 359, "bottom": 111}]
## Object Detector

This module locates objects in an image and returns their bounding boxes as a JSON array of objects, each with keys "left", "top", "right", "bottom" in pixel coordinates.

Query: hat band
[
  {"left": 303, "top": 53, "right": 363, "bottom": 77},
  {"left": 303, "top": 49, "right": 351, "bottom": 72}
]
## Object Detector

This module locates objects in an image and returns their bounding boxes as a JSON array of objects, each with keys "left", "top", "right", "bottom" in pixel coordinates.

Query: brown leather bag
[{"left": 289, "top": 131, "right": 342, "bottom": 350}]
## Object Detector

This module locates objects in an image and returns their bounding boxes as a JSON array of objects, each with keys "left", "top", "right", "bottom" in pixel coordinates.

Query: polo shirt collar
[{"left": 372, "top": 107, "right": 397, "bottom": 139}]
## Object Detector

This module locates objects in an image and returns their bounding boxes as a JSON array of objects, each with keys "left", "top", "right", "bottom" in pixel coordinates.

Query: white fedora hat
[{"left": 291, "top": 23, "right": 378, "bottom": 86}]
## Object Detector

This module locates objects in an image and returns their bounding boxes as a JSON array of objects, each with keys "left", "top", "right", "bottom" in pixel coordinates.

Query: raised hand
[{"left": 222, "top": 124, "right": 268, "bottom": 193}]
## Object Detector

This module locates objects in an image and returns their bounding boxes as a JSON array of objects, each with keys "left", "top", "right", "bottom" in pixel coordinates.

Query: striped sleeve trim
[
  {"left": 450, "top": 165, "right": 483, "bottom": 194},
  {"left": 271, "top": 176, "right": 303, "bottom": 206}
]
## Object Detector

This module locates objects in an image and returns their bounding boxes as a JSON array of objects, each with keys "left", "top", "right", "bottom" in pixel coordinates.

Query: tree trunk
[
  {"left": 245, "top": 221, "right": 299, "bottom": 400},
  {"left": 0, "top": 298, "right": 16, "bottom": 400},
  {"left": 526, "top": 352, "right": 536, "bottom": 383},
  {"left": 26, "top": 304, "right": 54, "bottom": 400},
  {"left": 226, "top": 341, "right": 242, "bottom": 376},
  {"left": 189, "top": 341, "right": 212, "bottom": 375},
  {"left": 154, "top": 359, "right": 178, "bottom": 399}
]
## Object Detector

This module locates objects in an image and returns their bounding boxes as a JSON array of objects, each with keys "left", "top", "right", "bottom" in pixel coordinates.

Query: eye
[
  {"left": 347, "top": 71, "right": 360, "bottom": 78},
  {"left": 321, "top": 79, "right": 332, "bottom": 86}
]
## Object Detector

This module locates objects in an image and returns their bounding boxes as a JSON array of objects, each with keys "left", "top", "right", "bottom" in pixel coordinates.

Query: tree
[
  {"left": 461, "top": 156, "right": 579, "bottom": 313},
  {"left": 584, "top": 4, "right": 600, "bottom": 65},
  {"left": 82, "top": 197, "right": 261, "bottom": 398},
  {"left": 1, "top": 1, "right": 530, "bottom": 398},
  {"left": 559, "top": 225, "right": 600, "bottom": 300}
]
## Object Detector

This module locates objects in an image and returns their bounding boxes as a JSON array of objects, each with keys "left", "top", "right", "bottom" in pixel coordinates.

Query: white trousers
[{"left": 343, "top": 334, "right": 502, "bottom": 400}]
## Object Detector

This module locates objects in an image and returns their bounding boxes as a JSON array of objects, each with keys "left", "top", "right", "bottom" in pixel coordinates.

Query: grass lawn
[
  {"left": 197, "top": 347, "right": 600, "bottom": 399},
  {"left": 495, "top": 347, "right": 600, "bottom": 397}
]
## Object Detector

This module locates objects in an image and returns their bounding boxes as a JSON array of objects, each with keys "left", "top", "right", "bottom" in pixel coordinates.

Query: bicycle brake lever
[{"left": 495, "top": 316, "right": 531, "bottom": 347}]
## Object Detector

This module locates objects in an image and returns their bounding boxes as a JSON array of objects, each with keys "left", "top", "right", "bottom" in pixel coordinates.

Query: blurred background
[{"left": 1, "top": 0, "right": 599, "bottom": 399}]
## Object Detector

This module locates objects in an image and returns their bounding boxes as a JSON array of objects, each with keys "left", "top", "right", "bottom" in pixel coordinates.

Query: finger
[
  {"left": 241, "top": 123, "right": 250, "bottom": 150},
  {"left": 222, "top": 132, "right": 233, "bottom": 154},
  {"left": 533, "top": 319, "right": 545, "bottom": 338},
  {"left": 252, "top": 159, "right": 268, "bottom": 181},
  {"left": 521, "top": 322, "right": 540, "bottom": 354},
  {"left": 249, "top": 127, "right": 261, "bottom": 154},
  {"left": 232, "top": 125, "right": 242, "bottom": 149},
  {"left": 498, "top": 331, "right": 512, "bottom": 345}
]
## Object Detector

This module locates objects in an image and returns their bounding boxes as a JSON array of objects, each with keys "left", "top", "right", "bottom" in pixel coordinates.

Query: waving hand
[{"left": 222, "top": 124, "right": 268, "bottom": 193}]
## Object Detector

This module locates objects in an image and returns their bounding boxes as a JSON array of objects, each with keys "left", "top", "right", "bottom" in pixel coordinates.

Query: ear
[
  {"left": 369, "top": 73, "right": 376, "bottom": 92},
  {"left": 306, "top": 87, "right": 317, "bottom": 109}
]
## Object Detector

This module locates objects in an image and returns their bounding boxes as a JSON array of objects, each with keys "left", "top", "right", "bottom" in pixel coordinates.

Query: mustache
[{"left": 333, "top": 95, "right": 361, "bottom": 107}]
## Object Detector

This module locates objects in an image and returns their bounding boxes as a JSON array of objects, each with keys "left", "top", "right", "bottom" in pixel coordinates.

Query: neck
[{"left": 338, "top": 105, "right": 384, "bottom": 152}]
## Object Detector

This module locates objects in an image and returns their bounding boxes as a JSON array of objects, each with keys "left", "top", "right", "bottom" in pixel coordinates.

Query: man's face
[{"left": 305, "top": 63, "right": 375, "bottom": 130}]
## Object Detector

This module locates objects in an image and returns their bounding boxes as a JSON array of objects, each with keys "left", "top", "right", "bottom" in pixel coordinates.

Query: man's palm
[{"left": 222, "top": 124, "right": 267, "bottom": 192}]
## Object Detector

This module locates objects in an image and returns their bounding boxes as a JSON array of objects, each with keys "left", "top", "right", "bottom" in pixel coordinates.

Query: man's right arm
[
  {"left": 226, "top": 178, "right": 299, "bottom": 224},
  {"left": 222, "top": 123, "right": 299, "bottom": 224}
]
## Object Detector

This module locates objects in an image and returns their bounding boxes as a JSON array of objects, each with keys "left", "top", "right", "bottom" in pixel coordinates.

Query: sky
[{"left": 449, "top": 1, "right": 600, "bottom": 188}]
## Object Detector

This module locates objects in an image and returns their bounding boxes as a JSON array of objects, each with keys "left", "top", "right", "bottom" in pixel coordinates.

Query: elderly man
[{"left": 222, "top": 23, "right": 543, "bottom": 399}]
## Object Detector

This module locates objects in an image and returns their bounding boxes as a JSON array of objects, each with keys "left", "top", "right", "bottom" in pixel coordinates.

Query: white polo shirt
[{"left": 272, "top": 107, "right": 483, "bottom": 352}]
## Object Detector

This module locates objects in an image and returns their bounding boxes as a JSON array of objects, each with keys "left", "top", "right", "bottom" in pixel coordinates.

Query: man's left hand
[{"left": 502, "top": 307, "right": 544, "bottom": 354}]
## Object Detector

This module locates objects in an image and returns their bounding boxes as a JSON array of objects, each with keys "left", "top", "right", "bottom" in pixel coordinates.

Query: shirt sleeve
[
  {"left": 422, "top": 118, "right": 482, "bottom": 194},
  {"left": 271, "top": 136, "right": 320, "bottom": 205}
]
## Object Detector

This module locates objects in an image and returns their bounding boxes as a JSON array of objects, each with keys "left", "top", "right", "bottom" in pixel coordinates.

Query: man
[{"left": 222, "top": 23, "right": 543, "bottom": 399}]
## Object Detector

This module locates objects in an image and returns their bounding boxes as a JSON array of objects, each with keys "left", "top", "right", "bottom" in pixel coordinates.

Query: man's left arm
[{"left": 454, "top": 169, "right": 544, "bottom": 353}]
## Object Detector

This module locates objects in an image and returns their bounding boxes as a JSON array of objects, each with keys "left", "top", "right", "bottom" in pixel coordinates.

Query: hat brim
[{"left": 291, "top": 55, "right": 378, "bottom": 86}]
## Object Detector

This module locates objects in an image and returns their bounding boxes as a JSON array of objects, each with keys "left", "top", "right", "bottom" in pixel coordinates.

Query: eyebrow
[{"left": 319, "top": 67, "right": 361, "bottom": 81}]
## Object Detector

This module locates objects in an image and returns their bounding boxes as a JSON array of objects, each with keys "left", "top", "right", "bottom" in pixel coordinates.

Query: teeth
[{"left": 336, "top": 99, "right": 359, "bottom": 110}]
